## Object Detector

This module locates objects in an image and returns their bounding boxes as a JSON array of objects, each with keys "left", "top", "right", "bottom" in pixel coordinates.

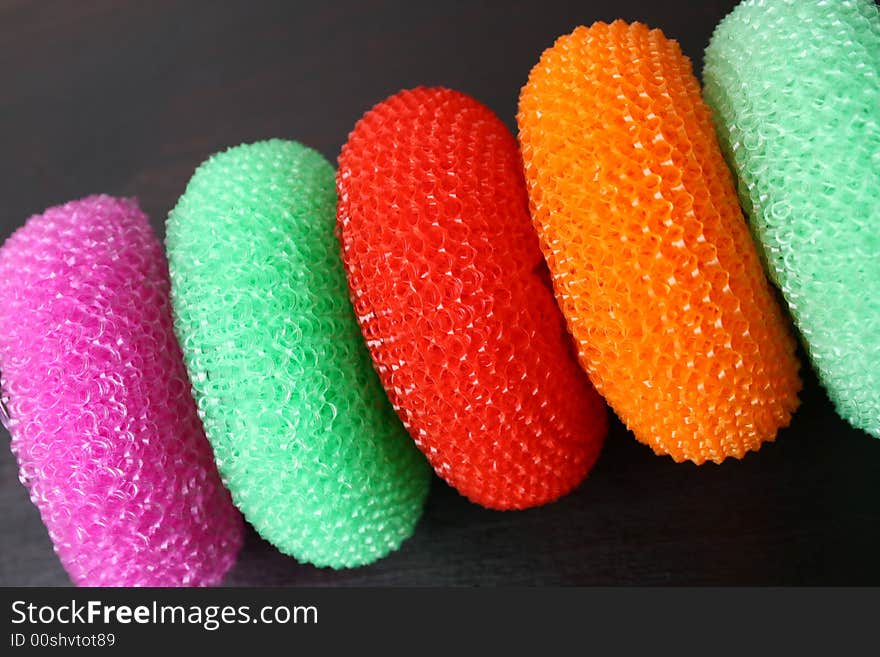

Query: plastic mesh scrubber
[
  {"left": 166, "top": 140, "right": 431, "bottom": 568},
  {"left": 704, "top": 0, "right": 880, "bottom": 437},
  {"left": 517, "top": 22, "right": 802, "bottom": 464},
  {"left": 337, "top": 87, "right": 608, "bottom": 509},
  {"left": 0, "top": 195, "right": 243, "bottom": 586}
]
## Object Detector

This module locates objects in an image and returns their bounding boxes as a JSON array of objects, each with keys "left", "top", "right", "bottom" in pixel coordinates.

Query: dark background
[{"left": 1, "top": 0, "right": 878, "bottom": 586}]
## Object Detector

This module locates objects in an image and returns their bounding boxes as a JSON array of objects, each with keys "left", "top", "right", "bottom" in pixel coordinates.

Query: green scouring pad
[
  {"left": 166, "top": 139, "right": 432, "bottom": 568},
  {"left": 704, "top": 0, "right": 880, "bottom": 437}
]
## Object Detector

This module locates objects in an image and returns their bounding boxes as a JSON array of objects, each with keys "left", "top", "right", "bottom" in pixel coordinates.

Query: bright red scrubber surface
[{"left": 337, "top": 87, "right": 607, "bottom": 509}]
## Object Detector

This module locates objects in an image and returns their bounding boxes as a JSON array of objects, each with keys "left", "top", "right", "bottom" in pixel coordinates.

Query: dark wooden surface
[{"left": 1, "top": 0, "right": 878, "bottom": 587}]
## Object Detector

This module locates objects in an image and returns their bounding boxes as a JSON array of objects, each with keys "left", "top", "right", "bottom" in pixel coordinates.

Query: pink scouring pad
[{"left": 0, "top": 195, "right": 244, "bottom": 586}]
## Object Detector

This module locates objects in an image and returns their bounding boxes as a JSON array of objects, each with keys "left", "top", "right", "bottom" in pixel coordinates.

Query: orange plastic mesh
[
  {"left": 337, "top": 87, "right": 607, "bottom": 509},
  {"left": 517, "top": 21, "right": 801, "bottom": 464}
]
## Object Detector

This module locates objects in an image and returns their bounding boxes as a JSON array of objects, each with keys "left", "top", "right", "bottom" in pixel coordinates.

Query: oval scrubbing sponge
[
  {"left": 166, "top": 139, "right": 431, "bottom": 568},
  {"left": 337, "top": 87, "right": 607, "bottom": 510},
  {"left": 517, "top": 22, "right": 802, "bottom": 464},
  {"left": 0, "top": 195, "right": 243, "bottom": 586},
  {"left": 704, "top": 0, "right": 880, "bottom": 437}
]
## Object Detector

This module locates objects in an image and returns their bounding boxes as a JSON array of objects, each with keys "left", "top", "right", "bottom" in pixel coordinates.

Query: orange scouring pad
[{"left": 517, "top": 21, "right": 802, "bottom": 464}]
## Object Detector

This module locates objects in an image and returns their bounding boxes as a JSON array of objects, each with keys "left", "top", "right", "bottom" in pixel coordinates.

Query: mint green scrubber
[
  {"left": 166, "top": 140, "right": 431, "bottom": 567},
  {"left": 704, "top": 0, "right": 880, "bottom": 437}
]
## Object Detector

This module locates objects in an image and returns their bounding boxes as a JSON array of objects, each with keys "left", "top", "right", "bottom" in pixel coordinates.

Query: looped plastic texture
[
  {"left": 0, "top": 195, "right": 243, "bottom": 586},
  {"left": 704, "top": 0, "right": 880, "bottom": 437},
  {"left": 517, "top": 21, "right": 802, "bottom": 464},
  {"left": 166, "top": 139, "right": 431, "bottom": 568},
  {"left": 337, "top": 87, "right": 607, "bottom": 509}
]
